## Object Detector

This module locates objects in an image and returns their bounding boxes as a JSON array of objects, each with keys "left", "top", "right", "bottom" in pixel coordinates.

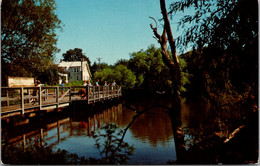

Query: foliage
[
  {"left": 94, "top": 65, "right": 136, "bottom": 89},
  {"left": 128, "top": 45, "right": 170, "bottom": 92},
  {"left": 128, "top": 45, "right": 189, "bottom": 93},
  {"left": 90, "top": 62, "right": 111, "bottom": 74},
  {"left": 115, "top": 59, "right": 129, "bottom": 66},
  {"left": 64, "top": 80, "right": 84, "bottom": 86},
  {"left": 2, "top": 140, "right": 88, "bottom": 164},
  {"left": 169, "top": 0, "right": 257, "bottom": 52},
  {"left": 170, "top": 0, "right": 258, "bottom": 107},
  {"left": 62, "top": 48, "right": 91, "bottom": 65},
  {"left": 1, "top": 0, "right": 62, "bottom": 86},
  {"left": 91, "top": 124, "right": 135, "bottom": 164},
  {"left": 36, "top": 60, "right": 64, "bottom": 85}
]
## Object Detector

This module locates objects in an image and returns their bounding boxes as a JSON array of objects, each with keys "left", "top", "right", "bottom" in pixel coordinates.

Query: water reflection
[
  {"left": 3, "top": 101, "right": 177, "bottom": 164},
  {"left": 4, "top": 95, "right": 255, "bottom": 164},
  {"left": 180, "top": 101, "right": 258, "bottom": 164}
]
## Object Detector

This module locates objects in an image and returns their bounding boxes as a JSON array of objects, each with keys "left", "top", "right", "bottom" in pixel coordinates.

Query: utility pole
[{"left": 97, "top": 58, "right": 102, "bottom": 64}]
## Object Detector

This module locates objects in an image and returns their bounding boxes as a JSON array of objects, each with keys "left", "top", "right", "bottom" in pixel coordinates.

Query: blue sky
[{"left": 54, "top": 0, "right": 186, "bottom": 65}]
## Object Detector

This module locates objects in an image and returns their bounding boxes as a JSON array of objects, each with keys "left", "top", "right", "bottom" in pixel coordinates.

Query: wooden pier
[{"left": 1, "top": 86, "right": 122, "bottom": 118}]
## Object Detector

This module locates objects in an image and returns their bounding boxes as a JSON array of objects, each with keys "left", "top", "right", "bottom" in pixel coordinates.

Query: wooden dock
[{"left": 1, "top": 86, "right": 122, "bottom": 118}]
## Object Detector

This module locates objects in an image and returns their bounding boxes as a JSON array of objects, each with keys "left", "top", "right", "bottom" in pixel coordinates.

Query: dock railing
[{"left": 1, "top": 86, "right": 122, "bottom": 116}]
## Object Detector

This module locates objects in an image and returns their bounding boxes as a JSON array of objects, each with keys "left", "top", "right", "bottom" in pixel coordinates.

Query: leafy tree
[
  {"left": 128, "top": 45, "right": 189, "bottom": 93},
  {"left": 90, "top": 62, "right": 111, "bottom": 74},
  {"left": 94, "top": 65, "right": 136, "bottom": 89},
  {"left": 62, "top": 48, "right": 91, "bottom": 64},
  {"left": 113, "top": 65, "right": 136, "bottom": 89},
  {"left": 36, "top": 60, "right": 64, "bottom": 85},
  {"left": 170, "top": 0, "right": 258, "bottom": 108},
  {"left": 1, "top": 0, "right": 62, "bottom": 86},
  {"left": 114, "top": 59, "right": 129, "bottom": 67},
  {"left": 128, "top": 45, "right": 172, "bottom": 92}
]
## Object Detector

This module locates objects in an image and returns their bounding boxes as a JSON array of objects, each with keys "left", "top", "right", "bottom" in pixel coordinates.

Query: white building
[{"left": 58, "top": 59, "right": 92, "bottom": 84}]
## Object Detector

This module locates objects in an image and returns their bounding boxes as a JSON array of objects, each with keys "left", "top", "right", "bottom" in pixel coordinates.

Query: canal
[{"left": 1, "top": 94, "right": 258, "bottom": 164}]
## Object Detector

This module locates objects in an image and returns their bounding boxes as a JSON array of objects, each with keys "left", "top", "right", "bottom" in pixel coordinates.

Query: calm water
[
  {"left": 3, "top": 97, "right": 177, "bottom": 164},
  {"left": 2, "top": 96, "right": 258, "bottom": 164}
]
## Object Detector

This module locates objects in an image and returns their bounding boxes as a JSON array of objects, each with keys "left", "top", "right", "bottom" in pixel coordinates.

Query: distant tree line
[{"left": 91, "top": 45, "right": 190, "bottom": 94}]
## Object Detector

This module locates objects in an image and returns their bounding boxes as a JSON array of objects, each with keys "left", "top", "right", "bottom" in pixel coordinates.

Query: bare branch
[
  {"left": 149, "top": 17, "right": 162, "bottom": 42},
  {"left": 149, "top": 16, "right": 158, "bottom": 30}
]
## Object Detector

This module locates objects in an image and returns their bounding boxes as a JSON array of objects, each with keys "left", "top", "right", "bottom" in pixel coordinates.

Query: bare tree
[{"left": 150, "top": 0, "right": 185, "bottom": 163}]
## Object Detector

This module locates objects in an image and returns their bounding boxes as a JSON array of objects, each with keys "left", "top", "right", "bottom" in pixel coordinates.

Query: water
[
  {"left": 2, "top": 97, "right": 177, "bottom": 164},
  {"left": 2, "top": 96, "right": 258, "bottom": 164}
]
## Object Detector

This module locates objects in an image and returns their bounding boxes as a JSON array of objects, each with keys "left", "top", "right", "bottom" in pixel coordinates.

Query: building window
[{"left": 77, "top": 75, "right": 79, "bottom": 81}]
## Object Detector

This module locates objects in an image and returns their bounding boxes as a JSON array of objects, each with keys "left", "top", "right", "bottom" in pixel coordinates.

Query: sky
[{"left": 54, "top": 0, "right": 186, "bottom": 65}]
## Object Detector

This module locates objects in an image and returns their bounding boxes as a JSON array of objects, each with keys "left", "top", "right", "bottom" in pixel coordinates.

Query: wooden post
[
  {"left": 28, "top": 88, "right": 31, "bottom": 104},
  {"left": 98, "top": 86, "right": 100, "bottom": 101},
  {"left": 22, "top": 134, "right": 26, "bottom": 152},
  {"left": 6, "top": 89, "right": 9, "bottom": 106},
  {"left": 21, "top": 87, "right": 24, "bottom": 114},
  {"left": 56, "top": 87, "right": 59, "bottom": 108},
  {"left": 38, "top": 86, "right": 42, "bottom": 109},
  {"left": 57, "top": 121, "right": 60, "bottom": 143},
  {"left": 40, "top": 128, "right": 44, "bottom": 146},
  {"left": 46, "top": 89, "right": 48, "bottom": 100},
  {"left": 69, "top": 87, "right": 71, "bottom": 102},
  {"left": 109, "top": 86, "right": 111, "bottom": 98},
  {"left": 87, "top": 86, "right": 90, "bottom": 104},
  {"left": 93, "top": 86, "right": 95, "bottom": 103}
]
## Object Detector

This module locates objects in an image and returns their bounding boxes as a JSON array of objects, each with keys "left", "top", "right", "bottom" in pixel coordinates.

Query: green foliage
[
  {"left": 1, "top": 0, "right": 62, "bottom": 86},
  {"left": 64, "top": 80, "right": 84, "bottom": 86},
  {"left": 90, "top": 62, "right": 111, "bottom": 74},
  {"left": 113, "top": 65, "right": 136, "bottom": 89},
  {"left": 91, "top": 124, "right": 135, "bottom": 164},
  {"left": 171, "top": 0, "right": 258, "bottom": 107},
  {"left": 115, "top": 59, "right": 129, "bottom": 66},
  {"left": 62, "top": 48, "right": 91, "bottom": 65},
  {"left": 169, "top": 0, "right": 257, "bottom": 52},
  {"left": 2, "top": 141, "right": 88, "bottom": 164},
  {"left": 92, "top": 45, "right": 190, "bottom": 93},
  {"left": 94, "top": 65, "right": 136, "bottom": 89},
  {"left": 128, "top": 45, "right": 190, "bottom": 93}
]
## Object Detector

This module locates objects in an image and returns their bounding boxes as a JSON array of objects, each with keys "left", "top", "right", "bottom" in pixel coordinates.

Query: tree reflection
[
  {"left": 2, "top": 123, "right": 135, "bottom": 165},
  {"left": 91, "top": 124, "right": 135, "bottom": 164}
]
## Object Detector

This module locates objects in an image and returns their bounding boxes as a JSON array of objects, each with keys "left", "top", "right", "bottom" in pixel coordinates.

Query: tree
[
  {"left": 62, "top": 48, "right": 91, "bottom": 64},
  {"left": 150, "top": 0, "right": 186, "bottom": 162},
  {"left": 90, "top": 62, "right": 111, "bottom": 74},
  {"left": 128, "top": 45, "right": 174, "bottom": 92},
  {"left": 1, "top": 0, "right": 62, "bottom": 85},
  {"left": 170, "top": 0, "right": 258, "bottom": 108},
  {"left": 114, "top": 59, "right": 129, "bottom": 67},
  {"left": 94, "top": 65, "right": 136, "bottom": 89}
]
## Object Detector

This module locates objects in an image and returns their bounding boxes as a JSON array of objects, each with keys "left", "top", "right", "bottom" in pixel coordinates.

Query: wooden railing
[{"left": 1, "top": 86, "right": 122, "bottom": 116}]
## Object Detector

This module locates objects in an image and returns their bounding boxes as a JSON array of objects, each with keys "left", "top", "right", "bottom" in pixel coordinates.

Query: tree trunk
[{"left": 150, "top": 0, "right": 185, "bottom": 163}]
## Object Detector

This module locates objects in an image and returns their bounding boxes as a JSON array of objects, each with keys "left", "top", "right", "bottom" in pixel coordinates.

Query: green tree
[
  {"left": 94, "top": 65, "right": 136, "bottom": 89},
  {"left": 62, "top": 48, "right": 91, "bottom": 64},
  {"left": 1, "top": 0, "right": 62, "bottom": 86},
  {"left": 90, "top": 62, "right": 111, "bottom": 74},
  {"left": 170, "top": 0, "right": 258, "bottom": 107},
  {"left": 114, "top": 59, "right": 129, "bottom": 67},
  {"left": 128, "top": 45, "right": 172, "bottom": 92},
  {"left": 128, "top": 45, "right": 189, "bottom": 93}
]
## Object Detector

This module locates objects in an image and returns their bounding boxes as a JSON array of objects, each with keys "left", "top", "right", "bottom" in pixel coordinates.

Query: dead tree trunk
[{"left": 150, "top": 0, "right": 185, "bottom": 163}]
